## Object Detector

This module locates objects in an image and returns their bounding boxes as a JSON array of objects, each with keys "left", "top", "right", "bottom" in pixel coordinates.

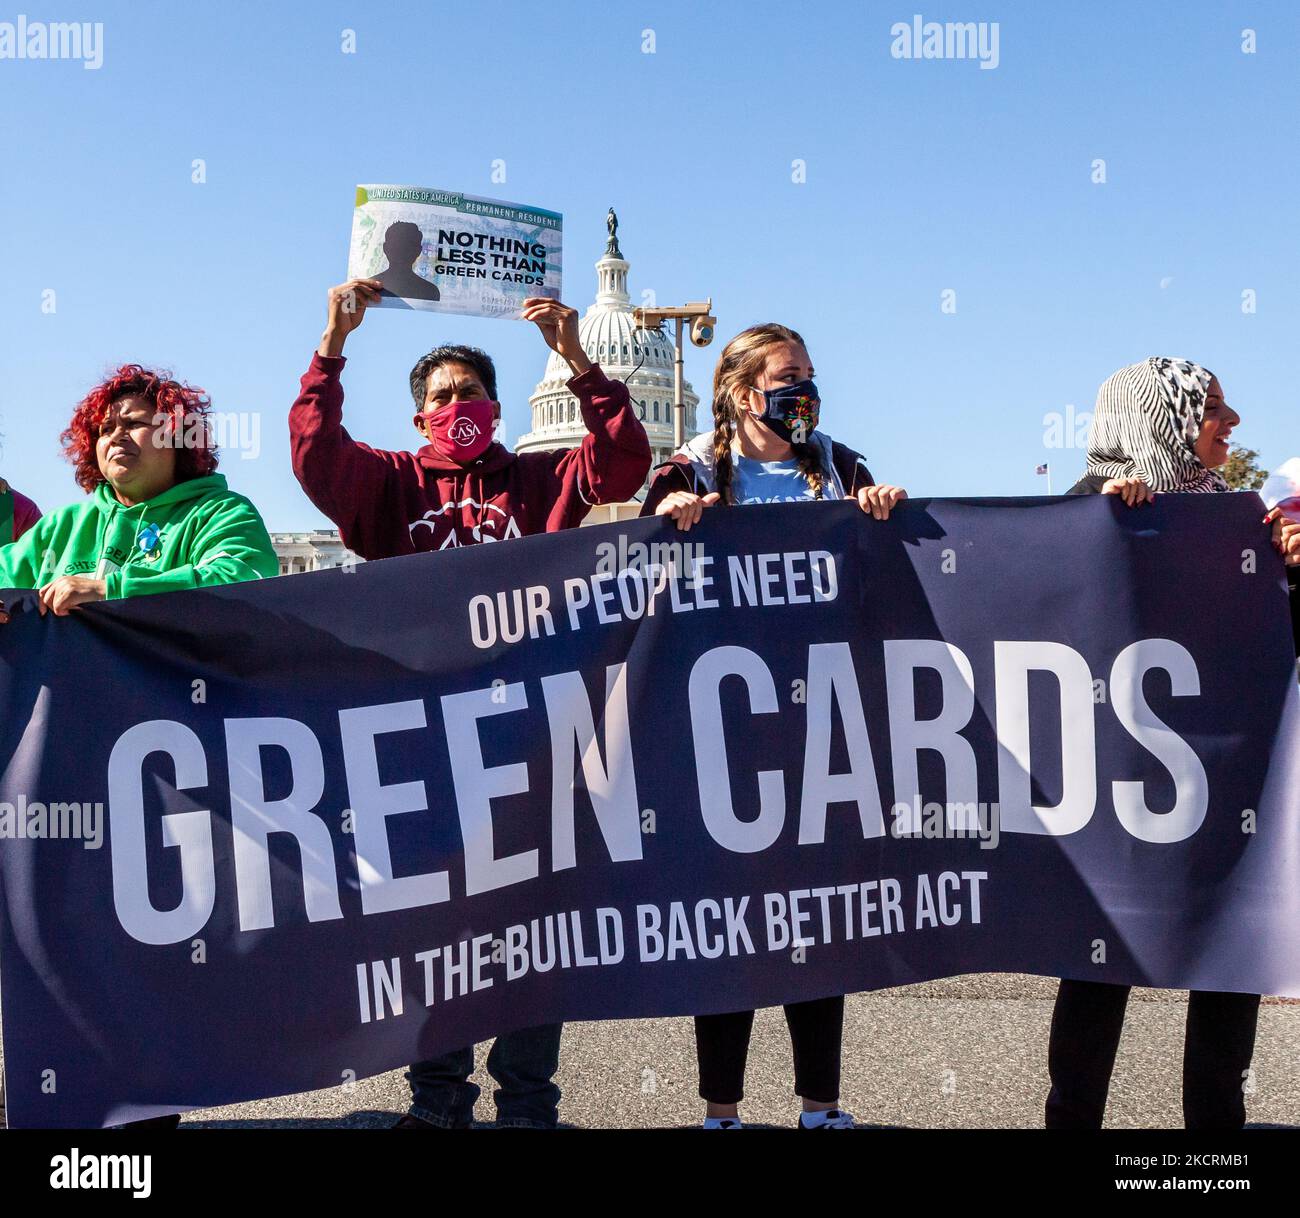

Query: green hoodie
[{"left": 0, "top": 474, "right": 278, "bottom": 599}]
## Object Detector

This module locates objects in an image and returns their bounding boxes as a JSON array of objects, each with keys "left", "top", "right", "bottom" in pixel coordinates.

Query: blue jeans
[{"left": 406, "top": 1025, "right": 563, "bottom": 1128}]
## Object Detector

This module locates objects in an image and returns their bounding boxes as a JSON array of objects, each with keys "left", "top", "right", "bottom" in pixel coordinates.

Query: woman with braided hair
[
  {"left": 640, "top": 324, "right": 907, "bottom": 1129},
  {"left": 642, "top": 323, "right": 905, "bottom": 525}
]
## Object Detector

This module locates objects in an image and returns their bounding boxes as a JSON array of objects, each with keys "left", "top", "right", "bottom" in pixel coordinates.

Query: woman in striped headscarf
[
  {"left": 1048, "top": 358, "right": 1300, "bottom": 1130},
  {"left": 1068, "top": 355, "right": 1298, "bottom": 557},
  {"left": 1073, "top": 357, "right": 1234, "bottom": 496}
]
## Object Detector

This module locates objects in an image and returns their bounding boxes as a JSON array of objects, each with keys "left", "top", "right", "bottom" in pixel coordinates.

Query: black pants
[
  {"left": 1046, "top": 979, "right": 1260, "bottom": 1129},
  {"left": 695, "top": 996, "right": 844, "bottom": 1105}
]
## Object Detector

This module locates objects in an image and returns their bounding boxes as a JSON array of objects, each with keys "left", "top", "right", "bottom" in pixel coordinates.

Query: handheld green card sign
[{"left": 347, "top": 185, "right": 562, "bottom": 320}]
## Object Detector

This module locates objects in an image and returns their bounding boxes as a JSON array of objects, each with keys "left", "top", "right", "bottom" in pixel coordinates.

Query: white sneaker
[
  {"left": 702, "top": 1116, "right": 744, "bottom": 1129},
  {"left": 798, "top": 1108, "right": 856, "bottom": 1129}
]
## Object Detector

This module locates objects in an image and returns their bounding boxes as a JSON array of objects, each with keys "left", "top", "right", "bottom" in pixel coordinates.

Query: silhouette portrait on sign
[{"left": 376, "top": 221, "right": 441, "bottom": 302}]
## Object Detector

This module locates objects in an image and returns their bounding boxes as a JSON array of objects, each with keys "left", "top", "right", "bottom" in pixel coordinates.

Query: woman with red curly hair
[{"left": 0, "top": 365, "right": 276, "bottom": 622}]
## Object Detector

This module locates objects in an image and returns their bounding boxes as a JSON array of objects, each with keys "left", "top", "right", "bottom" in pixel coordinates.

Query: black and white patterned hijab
[{"left": 1086, "top": 357, "right": 1230, "bottom": 493}]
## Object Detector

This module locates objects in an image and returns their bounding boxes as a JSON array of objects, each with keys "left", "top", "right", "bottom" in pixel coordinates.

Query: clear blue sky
[{"left": 2, "top": 0, "right": 1296, "bottom": 527}]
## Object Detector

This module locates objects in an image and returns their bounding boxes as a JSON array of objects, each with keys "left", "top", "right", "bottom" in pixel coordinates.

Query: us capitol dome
[{"left": 514, "top": 212, "right": 700, "bottom": 522}]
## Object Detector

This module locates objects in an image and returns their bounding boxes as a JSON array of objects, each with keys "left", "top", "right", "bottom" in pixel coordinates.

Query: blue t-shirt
[{"left": 733, "top": 455, "right": 819, "bottom": 505}]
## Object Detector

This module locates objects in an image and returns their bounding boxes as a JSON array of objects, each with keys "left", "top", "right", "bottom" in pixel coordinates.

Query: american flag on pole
[{"left": 1035, "top": 463, "right": 1049, "bottom": 476}]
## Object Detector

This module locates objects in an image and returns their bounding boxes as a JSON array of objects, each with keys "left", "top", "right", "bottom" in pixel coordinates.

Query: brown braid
[
  {"left": 710, "top": 323, "right": 822, "bottom": 503},
  {"left": 791, "top": 440, "right": 826, "bottom": 499},
  {"left": 712, "top": 408, "right": 738, "bottom": 505}
]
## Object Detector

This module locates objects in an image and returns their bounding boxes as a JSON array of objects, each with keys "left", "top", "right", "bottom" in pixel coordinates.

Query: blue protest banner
[{"left": 1, "top": 496, "right": 1296, "bottom": 1127}]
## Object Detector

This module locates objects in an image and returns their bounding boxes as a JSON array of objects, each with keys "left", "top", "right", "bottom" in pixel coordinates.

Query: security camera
[
  {"left": 690, "top": 315, "right": 717, "bottom": 347},
  {"left": 631, "top": 299, "right": 716, "bottom": 349}
]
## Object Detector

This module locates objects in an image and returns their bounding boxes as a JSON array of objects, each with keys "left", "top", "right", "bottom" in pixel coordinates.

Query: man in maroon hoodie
[
  {"left": 290, "top": 276, "right": 651, "bottom": 1130},
  {"left": 0, "top": 477, "right": 41, "bottom": 544},
  {"left": 291, "top": 277, "right": 650, "bottom": 556}
]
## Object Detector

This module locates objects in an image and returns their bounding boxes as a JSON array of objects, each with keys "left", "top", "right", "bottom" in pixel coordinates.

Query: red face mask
[{"left": 418, "top": 399, "right": 496, "bottom": 463}]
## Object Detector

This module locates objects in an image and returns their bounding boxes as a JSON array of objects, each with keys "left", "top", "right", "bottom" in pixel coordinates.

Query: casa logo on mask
[{"left": 448, "top": 418, "right": 482, "bottom": 447}]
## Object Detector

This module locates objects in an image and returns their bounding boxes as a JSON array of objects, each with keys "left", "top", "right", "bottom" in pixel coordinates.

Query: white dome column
[{"left": 595, "top": 253, "right": 630, "bottom": 309}]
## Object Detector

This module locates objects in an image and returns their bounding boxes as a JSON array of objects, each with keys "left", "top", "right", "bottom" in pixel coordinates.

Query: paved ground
[{"left": 140, "top": 975, "right": 1299, "bottom": 1130}]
